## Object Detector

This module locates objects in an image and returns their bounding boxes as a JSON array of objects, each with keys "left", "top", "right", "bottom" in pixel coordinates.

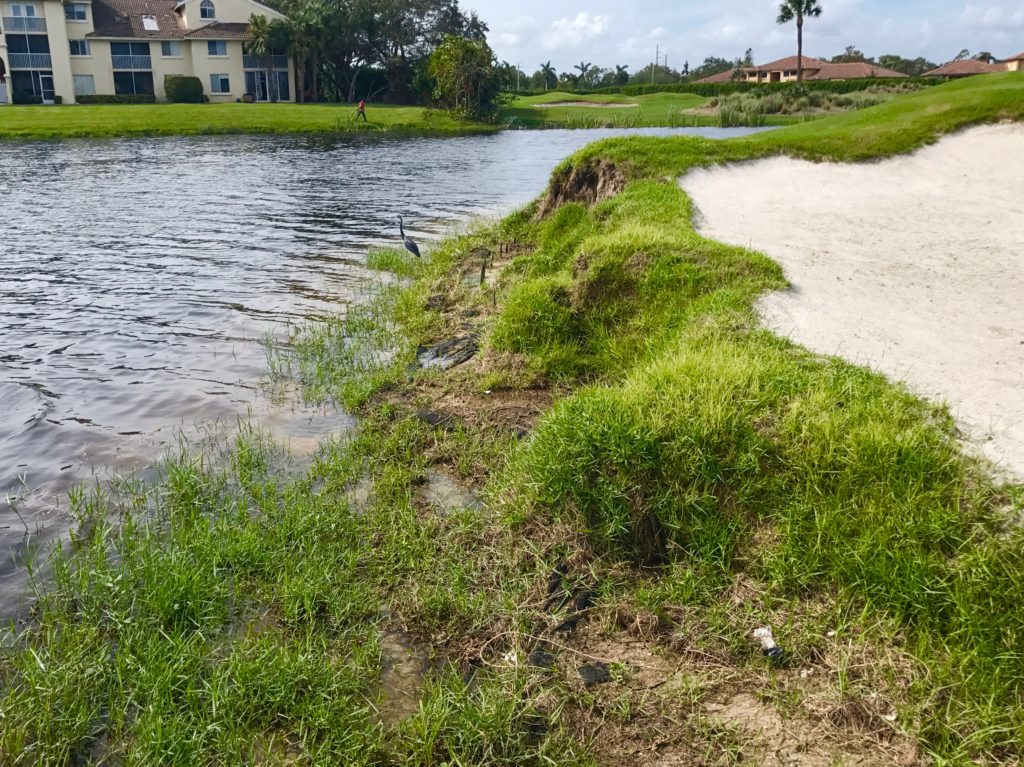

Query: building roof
[
  {"left": 807, "top": 62, "right": 908, "bottom": 80},
  {"left": 183, "top": 21, "right": 251, "bottom": 39},
  {"left": 924, "top": 59, "right": 1005, "bottom": 77},
  {"left": 696, "top": 69, "right": 738, "bottom": 84},
  {"left": 1003, "top": 51, "right": 1024, "bottom": 62},
  {"left": 751, "top": 55, "right": 830, "bottom": 73},
  {"left": 89, "top": 0, "right": 189, "bottom": 38}
]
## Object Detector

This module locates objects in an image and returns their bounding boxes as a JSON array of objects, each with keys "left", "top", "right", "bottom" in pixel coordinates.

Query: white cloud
[
  {"left": 499, "top": 33, "right": 522, "bottom": 46},
  {"left": 542, "top": 12, "right": 611, "bottom": 49},
  {"left": 959, "top": 4, "right": 1024, "bottom": 29},
  {"left": 708, "top": 25, "right": 741, "bottom": 43}
]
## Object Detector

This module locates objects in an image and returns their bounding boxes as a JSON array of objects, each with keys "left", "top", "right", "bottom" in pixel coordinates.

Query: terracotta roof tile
[
  {"left": 89, "top": 0, "right": 189, "bottom": 38},
  {"left": 1003, "top": 51, "right": 1024, "bottom": 62},
  {"left": 751, "top": 55, "right": 830, "bottom": 72},
  {"left": 924, "top": 60, "right": 1005, "bottom": 77},
  {"left": 695, "top": 69, "right": 738, "bottom": 84},
  {"left": 807, "top": 62, "right": 908, "bottom": 80},
  {"left": 183, "top": 21, "right": 251, "bottom": 39}
]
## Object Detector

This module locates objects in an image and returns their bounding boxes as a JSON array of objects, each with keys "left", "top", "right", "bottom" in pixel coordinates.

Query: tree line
[{"left": 247, "top": 0, "right": 487, "bottom": 103}]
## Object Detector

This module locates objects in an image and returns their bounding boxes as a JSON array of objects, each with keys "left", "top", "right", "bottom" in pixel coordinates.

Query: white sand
[{"left": 680, "top": 124, "right": 1024, "bottom": 478}]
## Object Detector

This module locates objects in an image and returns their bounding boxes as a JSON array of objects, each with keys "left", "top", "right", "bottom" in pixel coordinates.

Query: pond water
[{"left": 0, "top": 126, "right": 768, "bottom": 614}]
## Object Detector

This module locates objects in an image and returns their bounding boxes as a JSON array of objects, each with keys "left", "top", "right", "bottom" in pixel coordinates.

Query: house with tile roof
[
  {"left": 1001, "top": 52, "right": 1024, "bottom": 73},
  {"left": 696, "top": 55, "right": 907, "bottom": 84},
  {"left": 923, "top": 59, "right": 1007, "bottom": 79},
  {"left": 0, "top": 0, "right": 292, "bottom": 104}
]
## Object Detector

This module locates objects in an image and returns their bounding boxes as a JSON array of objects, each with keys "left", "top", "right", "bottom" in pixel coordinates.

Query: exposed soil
[{"left": 536, "top": 159, "right": 627, "bottom": 219}]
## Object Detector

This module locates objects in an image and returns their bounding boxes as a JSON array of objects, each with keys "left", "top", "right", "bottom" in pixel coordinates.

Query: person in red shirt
[{"left": 356, "top": 99, "right": 367, "bottom": 122}]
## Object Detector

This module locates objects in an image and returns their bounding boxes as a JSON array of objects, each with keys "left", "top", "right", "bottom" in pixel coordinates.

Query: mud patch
[
  {"left": 419, "top": 471, "right": 483, "bottom": 514},
  {"left": 413, "top": 335, "right": 479, "bottom": 372},
  {"left": 377, "top": 630, "right": 429, "bottom": 724}
]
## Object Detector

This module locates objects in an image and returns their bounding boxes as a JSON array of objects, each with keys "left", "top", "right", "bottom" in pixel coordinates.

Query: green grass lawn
[
  {"left": 505, "top": 90, "right": 716, "bottom": 128},
  {"left": 3, "top": 73, "right": 1024, "bottom": 765},
  {"left": 0, "top": 101, "right": 496, "bottom": 140}
]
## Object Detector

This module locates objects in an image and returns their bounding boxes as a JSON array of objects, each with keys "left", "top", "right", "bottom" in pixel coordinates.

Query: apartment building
[{"left": 0, "top": 0, "right": 292, "bottom": 105}]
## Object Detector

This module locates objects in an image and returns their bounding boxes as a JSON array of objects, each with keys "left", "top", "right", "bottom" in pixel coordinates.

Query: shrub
[
  {"left": 165, "top": 75, "right": 204, "bottom": 104},
  {"left": 76, "top": 94, "right": 157, "bottom": 104},
  {"left": 490, "top": 276, "right": 580, "bottom": 355}
]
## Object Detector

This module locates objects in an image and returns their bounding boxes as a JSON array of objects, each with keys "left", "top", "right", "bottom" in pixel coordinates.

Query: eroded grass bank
[{"left": 2, "top": 73, "right": 1024, "bottom": 765}]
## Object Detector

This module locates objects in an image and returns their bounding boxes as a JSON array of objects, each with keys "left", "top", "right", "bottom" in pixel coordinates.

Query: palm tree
[
  {"left": 247, "top": 14, "right": 276, "bottom": 102},
  {"left": 614, "top": 64, "right": 629, "bottom": 86},
  {"left": 282, "top": 0, "right": 323, "bottom": 103},
  {"left": 539, "top": 61, "right": 557, "bottom": 90},
  {"left": 574, "top": 61, "right": 593, "bottom": 88},
  {"left": 776, "top": 0, "right": 823, "bottom": 82}
]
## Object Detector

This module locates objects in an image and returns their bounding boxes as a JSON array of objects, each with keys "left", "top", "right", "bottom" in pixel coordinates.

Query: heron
[{"left": 398, "top": 216, "right": 421, "bottom": 258}]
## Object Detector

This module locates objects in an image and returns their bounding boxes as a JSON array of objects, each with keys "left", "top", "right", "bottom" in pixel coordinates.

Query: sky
[{"left": 465, "top": 0, "right": 1024, "bottom": 73}]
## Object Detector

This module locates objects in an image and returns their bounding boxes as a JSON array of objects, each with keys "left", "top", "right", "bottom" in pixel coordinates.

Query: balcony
[
  {"left": 1, "top": 15, "right": 47, "bottom": 32},
  {"left": 243, "top": 54, "right": 288, "bottom": 70},
  {"left": 111, "top": 54, "right": 152, "bottom": 70},
  {"left": 8, "top": 52, "right": 52, "bottom": 69}
]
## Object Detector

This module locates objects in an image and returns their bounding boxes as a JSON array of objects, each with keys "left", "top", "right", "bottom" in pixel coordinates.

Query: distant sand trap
[
  {"left": 681, "top": 124, "right": 1024, "bottom": 477},
  {"left": 535, "top": 101, "right": 638, "bottom": 108}
]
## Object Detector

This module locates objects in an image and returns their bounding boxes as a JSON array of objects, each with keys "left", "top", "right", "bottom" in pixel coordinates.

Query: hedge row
[
  {"left": 165, "top": 75, "right": 205, "bottom": 104},
  {"left": 77, "top": 94, "right": 157, "bottom": 104},
  {"left": 514, "top": 77, "right": 937, "bottom": 99}
]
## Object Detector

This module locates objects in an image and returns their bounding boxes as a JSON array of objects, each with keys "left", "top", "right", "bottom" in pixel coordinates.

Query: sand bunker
[
  {"left": 681, "top": 124, "right": 1024, "bottom": 477},
  {"left": 536, "top": 101, "right": 638, "bottom": 108}
]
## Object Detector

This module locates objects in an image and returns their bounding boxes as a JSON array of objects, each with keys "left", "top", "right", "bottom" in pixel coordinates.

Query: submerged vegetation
[{"left": 3, "top": 74, "right": 1024, "bottom": 765}]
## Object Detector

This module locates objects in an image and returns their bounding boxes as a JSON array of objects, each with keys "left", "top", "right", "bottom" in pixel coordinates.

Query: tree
[
  {"left": 280, "top": 0, "right": 325, "bottom": 102},
  {"left": 539, "top": 61, "right": 557, "bottom": 90},
  {"left": 614, "top": 64, "right": 629, "bottom": 86},
  {"left": 428, "top": 35, "right": 505, "bottom": 121},
  {"left": 953, "top": 49, "right": 971, "bottom": 61},
  {"left": 246, "top": 13, "right": 285, "bottom": 101},
  {"left": 575, "top": 61, "right": 593, "bottom": 88},
  {"left": 877, "top": 54, "right": 937, "bottom": 76},
  {"left": 974, "top": 51, "right": 996, "bottom": 64},
  {"left": 832, "top": 45, "right": 867, "bottom": 63},
  {"left": 777, "top": 0, "right": 823, "bottom": 82},
  {"left": 743, "top": 48, "right": 754, "bottom": 66}
]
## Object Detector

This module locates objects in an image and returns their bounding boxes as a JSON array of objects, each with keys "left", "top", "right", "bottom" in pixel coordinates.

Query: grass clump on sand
[
  {"left": 3, "top": 73, "right": 1024, "bottom": 765},
  {"left": 0, "top": 102, "right": 496, "bottom": 140}
]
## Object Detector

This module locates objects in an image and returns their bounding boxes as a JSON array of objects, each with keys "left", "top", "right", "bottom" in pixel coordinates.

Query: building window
[
  {"left": 141, "top": 14, "right": 158, "bottom": 31},
  {"left": 199, "top": 0, "right": 215, "bottom": 19},
  {"left": 207, "top": 40, "right": 226, "bottom": 56},
  {"left": 209, "top": 73, "right": 229, "bottom": 93},
  {"left": 160, "top": 40, "right": 182, "bottom": 57},
  {"left": 69, "top": 39, "right": 90, "bottom": 56},
  {"left": 11, "top": 4, "right": 38, "bottom": 17},
  {"left": 73, "top": 73, "right": 95, "bottom": 95},
  {"left": 64, "top": 3, "right": 87, "bottom": 20},
  {"left": 114, "top": 70, "right": 154, "bottom": 95}
]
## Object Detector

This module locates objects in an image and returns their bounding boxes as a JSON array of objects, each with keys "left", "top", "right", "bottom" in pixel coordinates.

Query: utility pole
[
  {"left": 653, "top": 45, "right": 658, "bottom": 84},
  {"left": 516, "top": 63, "right": 520, "bottom": 92}
]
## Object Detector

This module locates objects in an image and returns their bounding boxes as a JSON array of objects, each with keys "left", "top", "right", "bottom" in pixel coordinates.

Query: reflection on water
[{"left": 0, "top": 126, "right": 770, "bottom": 613}]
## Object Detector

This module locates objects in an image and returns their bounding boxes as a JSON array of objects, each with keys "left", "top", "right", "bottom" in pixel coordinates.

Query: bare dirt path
[{"left": 681, "top": 124, "right": 1024, "bottom": 478}]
